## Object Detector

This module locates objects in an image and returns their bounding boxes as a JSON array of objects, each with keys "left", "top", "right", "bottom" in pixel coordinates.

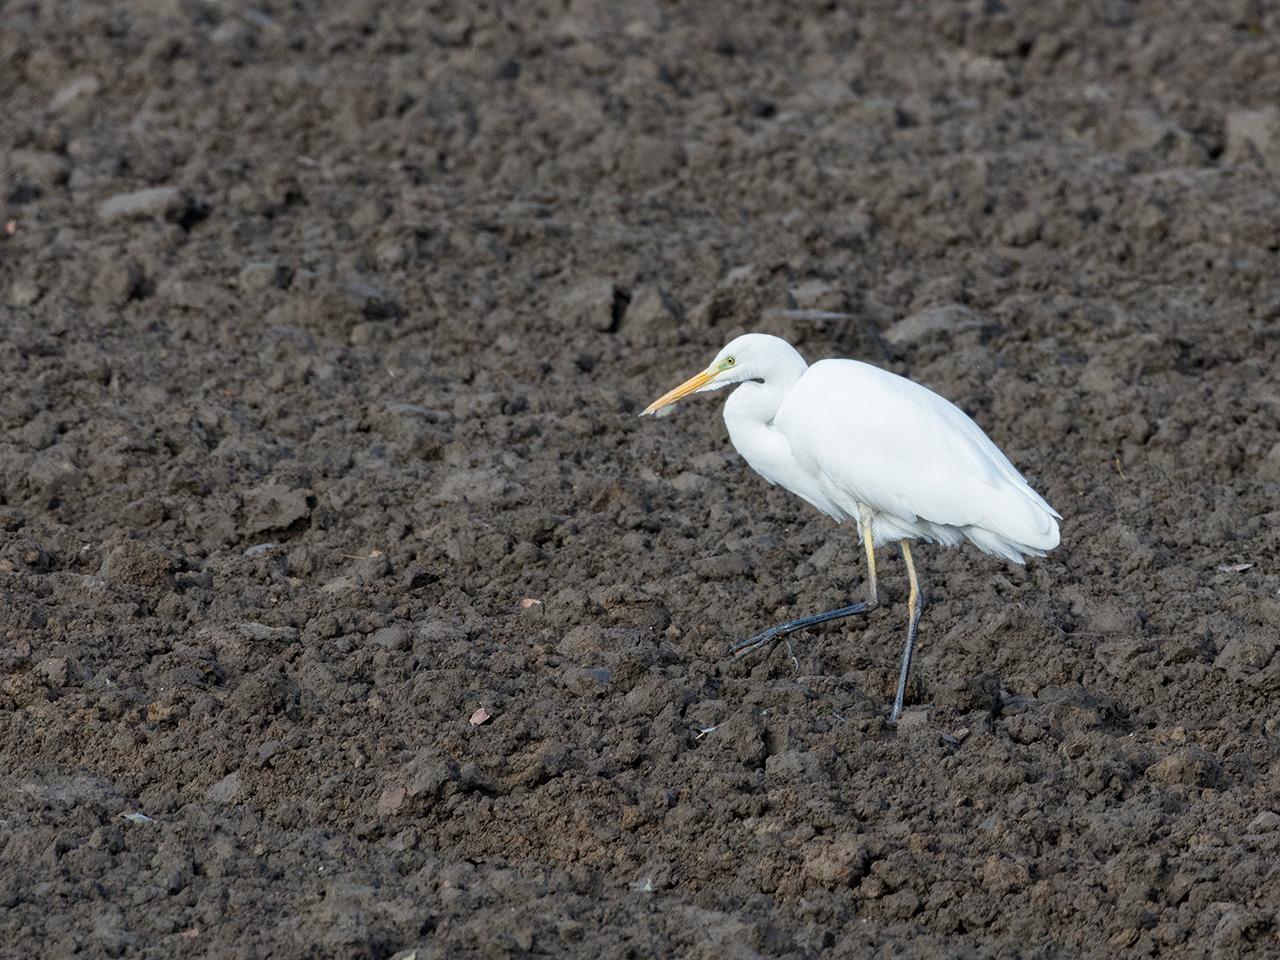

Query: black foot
[{"left": 729, "top": 602, "right": 871, "bottom": 660}]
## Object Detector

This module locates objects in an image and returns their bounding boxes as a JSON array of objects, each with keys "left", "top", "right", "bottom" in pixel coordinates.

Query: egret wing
[{"left": 775, "top": 360, "right": 1059, "bottom": 551}]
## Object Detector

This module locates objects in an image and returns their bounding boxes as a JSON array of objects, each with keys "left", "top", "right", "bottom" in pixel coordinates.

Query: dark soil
[{"left": 4, "top": 1, "right": 1280, "bottom": 956}]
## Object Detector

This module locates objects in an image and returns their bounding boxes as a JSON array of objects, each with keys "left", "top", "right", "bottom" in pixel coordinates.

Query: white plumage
[
  {"left": 733, "top": 347, "right": 1059, "bottom": 562},
  {"left": 641, "top": 332, "right": 1060, "bottom": 722}
]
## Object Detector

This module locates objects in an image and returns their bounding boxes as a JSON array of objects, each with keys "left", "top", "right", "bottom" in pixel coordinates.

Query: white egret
[{"left": 641, "top": 333, "right": 1060, "bottom": 723}]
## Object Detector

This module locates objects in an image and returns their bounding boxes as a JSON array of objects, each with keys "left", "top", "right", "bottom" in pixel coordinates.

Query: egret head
[{"left": 640, "top": 333, "right": 806, "bottom": 416}]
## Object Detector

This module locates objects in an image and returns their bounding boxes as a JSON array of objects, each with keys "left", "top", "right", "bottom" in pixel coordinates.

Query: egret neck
[{"left": 722, "top": 342, "right": 810, "bottom": 499}]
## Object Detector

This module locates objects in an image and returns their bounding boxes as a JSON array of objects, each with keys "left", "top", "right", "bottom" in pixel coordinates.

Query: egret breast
[{"left": 723, "top": 400, "right": 846, "bottom": 520}]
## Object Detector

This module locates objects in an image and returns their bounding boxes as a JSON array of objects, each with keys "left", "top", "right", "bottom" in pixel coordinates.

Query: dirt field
[{"left": 3, "top": 1, "right": 1280, "bottom": 956}]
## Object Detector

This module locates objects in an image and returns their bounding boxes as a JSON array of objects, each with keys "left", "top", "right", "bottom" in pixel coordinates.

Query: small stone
[
  {"left": 236, "top": 622, "right": 296, "bottom": 644},
  {"left": 1097, "top": 107, "right": 1183, "bottom": 155},
  {"left": 1246, "top": 811, "right": 1280, "bottom": 832},
  {"left": 690, "top": 264, "right": 767, "bottom": 327},
  {"left": 788, "top": 279, "right": 846, "bottom": 312},
  {"left": 10, "top": 539, "right": 52, "bottom": 570},
  {"left": 1001, "top": 209, "right": 1042, "bottom": 247},
  {"left": 432, "top": 16, "right": 472, "bottom": 46},
  {"left": 266, "top": 290, "right": 355, "bottom": 339},
  {"left": 93, "top": 259, "right": 145, "bottom": 306},
  {"left": 803, "top": 837, "right": 872, "bottom": 886},
  {"left": 1214, "top": 631, "right": 1278, "bottom": 676},
  {"left": 26, "top": 452, "right": 82, "bottom": 499},
  {"left": 416, "top": 619, "right": 461, "bottom": 647},
  {"left": 352, "top": 550, "right": 391, "bottom": 583},
  {"left": 1225, "top": 106, "right": 1280, "bottom": 170},
  {"left": 210, "top": 19, "right": 251, "bottom": 45},
  {"left": 1109, "top": 928, "right": 1140, "bottom": 949},
  {"left": 1258, "top": 440, "right": 1280, "bottom": 482},
  {"left": 561, "top": 278, "right": 628, "bottom": 333},
  {"left": 958, "top": 52, "right": 1010, "bottom": 86},
  {"left": 621, "top": 283, "right": 680, "bottom": 332},
  {"left": 670, "top": 471, "right": 711, "bottom": 494},
  {"left": 934, "top": 672, "right": 1000, "bottom": 716},
  {"left": 764, "top": 750, "right": 821, "bottom": 781},
  {"left": 564, "top": 666, "right": 612, "bottom": 696},
  {"left": 205, "top": 772, "right": 244, "bottom": 804},
  {"left": 8, "top": 278, "right": 43, "bottom": 307},
  {"left": 1131, "top": 200, "right": 1170, "bottom": 241},
  {"left": 404, "top": 567, "right": 432, "bottom": 589},
  {"left": 1147, "top": 745, "right": 1222, "bottom": 788},
  {"left": 340, "top": 277, "right": 401, "bottom": 321},
  {"left": 623, "top": 136, "right": 685, "bottom": 181},
  {"left": 376, "top": 785, "right": 407, "bottom": 816},
  {"left": 243, "top": 483, "right": 311, "bottom": 535},
  {"left": 404, "top": 757, "right": 455, "bottom": 799},
  {"left": 9, "top": 149, "right": 70, "bottom": 187},
  {"left": 50, "top": 76, "right": 100, "bottom": 112},
  {"left": 36, "top": 657, "right": 69, "bottom": 687},
  {"left": 884, "top": 303, "right": 983, "bottom": 346},
  {"left": 375, "top": 242, "right": 408, "bottom": 271},
  {"left": 980, "top": 854, "right": 1030, "bottom": 893},
  {"left": 97, "top": 186, "right": 186, "bottom": 222},
  {"left": 693, "top": 553, "right": 752, "bottom": 580},
  {"left": 12, "top": 409, "right": 53, "bottom": 454},
  {"left": 101, "top": 539, "right": 177, "bottom": 592},
  {"left": 370, "top": 625, "right": 410, "bottom": 651},
  {"left": 349, "top": 321, "right": 391, "bottom": 346},
  {"left": 894, "top": 707, "right": 931, "bottom": 734},
  {"left": 257, "top": 740, "right": 284, "bottom": 764},
  {"left": 238, "top": 261, "right": 291, "bottom": 292}
]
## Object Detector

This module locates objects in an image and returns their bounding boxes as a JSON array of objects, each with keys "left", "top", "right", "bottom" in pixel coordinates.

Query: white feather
[{"left": 711, "top": 335, "right": 1059, "bottom": 564}]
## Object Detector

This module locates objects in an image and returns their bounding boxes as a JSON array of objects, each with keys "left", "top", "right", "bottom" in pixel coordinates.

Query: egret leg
[
  {"left": 729, "top": 601, "right": 871, "bottom": 659},
  {"left": 730, "top": 519, "right": 878, "bottom": 660},
  {"left": 859, "top": 508, "right": 879, "bottom": 606},
  {"left": 890, "top": 540, "right": 924, "bottom": 724}
]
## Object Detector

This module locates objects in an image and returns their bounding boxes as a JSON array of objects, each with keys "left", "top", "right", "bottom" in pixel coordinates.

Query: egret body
[{"left": 641, "top": 333, "right": 1060, "bottom": 722}]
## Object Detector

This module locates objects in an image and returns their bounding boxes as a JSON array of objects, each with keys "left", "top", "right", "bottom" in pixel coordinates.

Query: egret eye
[{"left": 726, "top": 357, "right": 736, "bottom": 366}]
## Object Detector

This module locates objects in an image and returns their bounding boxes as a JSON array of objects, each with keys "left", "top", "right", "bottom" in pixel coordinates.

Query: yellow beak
[{"left": 641, "top": 368, "right": 717, "bottom": 416}]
